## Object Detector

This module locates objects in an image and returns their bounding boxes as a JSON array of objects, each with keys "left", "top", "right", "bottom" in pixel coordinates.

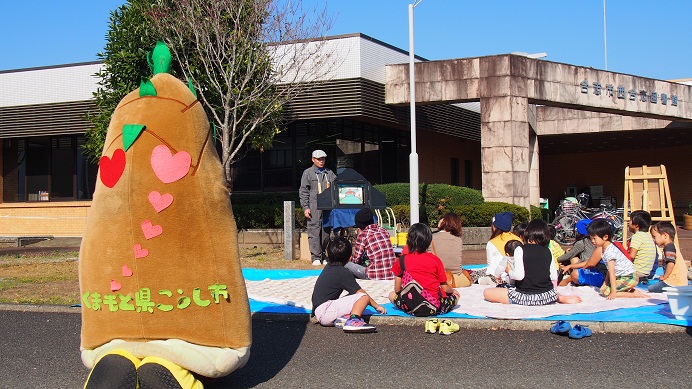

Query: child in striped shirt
[{"left": 587, "top": 219, "right": 649, "bottom": 300}]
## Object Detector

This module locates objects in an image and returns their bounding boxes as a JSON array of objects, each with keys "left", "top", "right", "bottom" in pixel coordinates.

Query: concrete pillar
[
  {"left": 480, "top": 94, "right": 531, "bottom": 209},
  {"left": 283, "top": 201, "right": 295, "bottom": 260},
  {"left": 528, "top": 130, "right": 541, "bottom": 209}
]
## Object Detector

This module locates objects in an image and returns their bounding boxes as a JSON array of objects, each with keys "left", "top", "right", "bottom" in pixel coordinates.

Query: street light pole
[{"left": 408, "top": 0, "right": 423, "bottom": 225}]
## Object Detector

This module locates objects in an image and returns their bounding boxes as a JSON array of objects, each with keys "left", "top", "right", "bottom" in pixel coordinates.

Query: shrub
[
  {"left": 233, "top": 204, "right": 281, "bottom": 229},
  {"left": 375, "top": 183, "right": 483, "bottom": 225},
  {"left": 230, "top": 189, "right": 542, "bottom": 231},
  {"left": 450, "top": 202, "right": 530, "bottom": 227},
  {"left": 392, "top": 202, "right": 541, "bottom": 228}
]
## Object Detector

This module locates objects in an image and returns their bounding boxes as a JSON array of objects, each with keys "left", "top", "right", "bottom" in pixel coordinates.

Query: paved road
[{"left": 1, "top": 310, "right": 690, "bottom": 388}]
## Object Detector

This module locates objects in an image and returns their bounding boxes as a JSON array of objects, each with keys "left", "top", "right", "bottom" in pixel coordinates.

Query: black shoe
[
  {"left": 84, "top": 354, "right": 137, "bottom": 389},
  {"left": 639, "top": 277, "right": 649, "bottom": 285},
  {"left": 138, "top": 362, "right": 184, "bottom": 389}
]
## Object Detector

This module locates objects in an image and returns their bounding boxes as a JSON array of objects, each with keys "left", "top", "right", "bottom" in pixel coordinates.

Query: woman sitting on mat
[
  {"left": 472, "top": 212, "right": 521, "bottom": 285},
  {"left": 429, "top": 212, "right": 471, "bottom": 288}
]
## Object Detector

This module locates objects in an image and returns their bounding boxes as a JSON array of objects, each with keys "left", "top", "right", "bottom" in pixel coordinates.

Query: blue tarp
[{"left": 243, "top": 267, "right": 691, "bottom": 327}]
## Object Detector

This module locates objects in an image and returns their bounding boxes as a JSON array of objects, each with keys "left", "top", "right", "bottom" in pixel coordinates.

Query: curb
[{"left": 2, "top": 303, "right": 687, "bottom": 334}]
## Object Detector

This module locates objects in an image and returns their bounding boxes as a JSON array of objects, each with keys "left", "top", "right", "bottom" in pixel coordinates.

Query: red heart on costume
[
  {"left": 133, "top": 243, "right": 149, "bottom": 258},
  {"left": 99, "top": 149, "right": 126, "bottom": 188},
  {"left": 110, "top": 279, "right": 122, "bottom": 291},
  {"left": 150, "top": 145, "right": 191, "bottom": 183},
  {"left": 121, "top": 265, "right": 133, "bottom": 277},
  {"left": 148, "top": 191, "right": 174, "bottom": 213},
  {"left": 141, "top": 220, "right": 163, "bottom": 240}
]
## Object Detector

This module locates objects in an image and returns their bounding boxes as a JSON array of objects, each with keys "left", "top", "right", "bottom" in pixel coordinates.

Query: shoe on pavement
[
  {"left": 568, "top": 324, "right": 592, "bottom": 339},
  {"left": 438, "top": 319, "right": 460, "bottom": 335},
  {"left": 424, "top": 318, "right": 440, "bottom": 334},
  {"left": 334, "top": 315, "right": 349, "bottom": 329},
  {"left": 550, "top": 320, "right": 572, "bottom": 335},
  {"left": 312, "top": 260, "right": 322, "bottom": 266},
  {"left": 342, "top": 316, "right": 377, "bottom": 333}
]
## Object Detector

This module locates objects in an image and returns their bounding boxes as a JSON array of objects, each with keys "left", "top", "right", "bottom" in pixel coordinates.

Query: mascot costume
[{"left": 79, "top": 42, "right": 251, "bottom": 388}]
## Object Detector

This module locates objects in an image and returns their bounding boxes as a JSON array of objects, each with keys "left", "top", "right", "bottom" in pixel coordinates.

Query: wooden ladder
[{"left": 622, "top": 165, "right": 678, "bottom": 246}]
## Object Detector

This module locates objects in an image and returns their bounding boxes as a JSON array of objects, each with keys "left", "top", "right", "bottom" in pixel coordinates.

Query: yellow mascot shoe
[
  {"left": 84, "top": 349, "right": 140, "bottom": 389},
  {"left": 138, "top": 357, "right": 204, "bottom": 389}
]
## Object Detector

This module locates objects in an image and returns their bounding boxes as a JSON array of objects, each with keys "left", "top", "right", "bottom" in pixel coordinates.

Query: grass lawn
[{"left": 0, "top": 247, "right": 316, "bottom": 305}]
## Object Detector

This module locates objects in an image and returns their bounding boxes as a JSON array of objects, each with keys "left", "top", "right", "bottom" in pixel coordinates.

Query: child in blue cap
[{"left": 558, "top": 219, "right": 606, "bottom": 287}]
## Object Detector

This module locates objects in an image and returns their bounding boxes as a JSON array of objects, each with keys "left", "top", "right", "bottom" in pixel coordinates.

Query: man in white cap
[{"left": 299, "top": 150, "right": 337, "bottom": 265}]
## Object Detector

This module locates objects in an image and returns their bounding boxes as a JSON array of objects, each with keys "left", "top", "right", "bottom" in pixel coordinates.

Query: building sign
[{"left": 580, "top": 80, "right": 678, "bottom": 107}]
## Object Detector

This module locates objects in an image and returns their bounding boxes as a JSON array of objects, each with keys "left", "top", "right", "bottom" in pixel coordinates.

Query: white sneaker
[{"left": 312, "top": 260, "right": 322, "bottom": 266}]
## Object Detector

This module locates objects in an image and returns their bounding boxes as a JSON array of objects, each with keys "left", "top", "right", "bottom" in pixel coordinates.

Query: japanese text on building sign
[{"left": 580, "top": 80, "right": 678, "bottom": 106}]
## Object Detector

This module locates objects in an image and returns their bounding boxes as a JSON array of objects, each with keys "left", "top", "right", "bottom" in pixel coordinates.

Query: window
[
  {"left": 451, "top": 158, "right": 459, "bottom": 186},
  {"left": 2, "top": 135, "right": 96, "bottom": 202},
  {"left": 464, "top": 160, "right": 473, "bottom": 188}
]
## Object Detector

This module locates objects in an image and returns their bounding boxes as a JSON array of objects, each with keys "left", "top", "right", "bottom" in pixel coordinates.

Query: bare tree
[{"left": 146, "top": 0, "right": 336, "bottom": 189}]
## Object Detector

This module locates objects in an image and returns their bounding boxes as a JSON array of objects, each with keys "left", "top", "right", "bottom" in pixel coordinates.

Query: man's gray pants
[{"left": 307, "top": 211, "right": 330, "bottom": 262}]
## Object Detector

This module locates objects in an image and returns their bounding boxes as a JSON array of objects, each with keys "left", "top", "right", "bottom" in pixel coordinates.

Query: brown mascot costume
[{"left": 80, "top": 42, "right": 251, "bottom": 388}]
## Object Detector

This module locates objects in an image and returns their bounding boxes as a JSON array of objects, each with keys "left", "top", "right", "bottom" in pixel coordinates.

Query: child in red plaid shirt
[{"left": 346, "top": 208, "right": 396, "bottom": 280}]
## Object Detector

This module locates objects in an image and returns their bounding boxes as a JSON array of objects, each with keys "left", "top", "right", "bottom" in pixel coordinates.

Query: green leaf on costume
[
  {"left": 147, "top": 40, "right": 171, "bottom": 75},
  {"left": 123, "top": 124, "right": 146, "bottom": 151},
  {"left": 139, "top": 78, "right": 157, "bottom": 97}
]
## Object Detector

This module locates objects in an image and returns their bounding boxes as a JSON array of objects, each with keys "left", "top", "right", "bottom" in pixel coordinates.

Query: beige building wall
[
  {"left": 0, "top": 202, "right": 90, "bottom": 237},
  {"left": 417, "top": 129, "right": 482, "bottom": 189}
]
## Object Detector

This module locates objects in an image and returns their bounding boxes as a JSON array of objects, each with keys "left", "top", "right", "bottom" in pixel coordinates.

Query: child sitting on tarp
[
  {"left": 388, "top": 223, "right": 460, "bottom": 316},
  {"left": 587, "top": 219, "right": 649, "bottom": 300},
  {"left": 547, "top": 224, "right": 565, "bottom": 278},
  {"left": 311, "top": 237, "right": 386, "bottom": 333},
  {"left": 558, "top": 219, "right": 606, "bottom": 287},
  {"left": 627, "top": 210, "right": 657, "bottom": 284},
  {"left": 647, "top": 222, "right": 689, "bottom": 293},
  {"left": 495, "top": 239, "right": 523, "bottom": 288},
  {"left": 346, "top": 208, "right": 396, "bottom": 280}
]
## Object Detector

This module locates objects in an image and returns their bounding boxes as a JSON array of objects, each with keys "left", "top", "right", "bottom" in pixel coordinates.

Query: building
[{"left": 0, "top": 33, "right": 690, "bottom": 236}]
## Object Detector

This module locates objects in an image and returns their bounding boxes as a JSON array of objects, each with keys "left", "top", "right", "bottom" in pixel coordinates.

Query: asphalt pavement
[{"left": 1, "top": 310, "right": 690, "bottom": 388}]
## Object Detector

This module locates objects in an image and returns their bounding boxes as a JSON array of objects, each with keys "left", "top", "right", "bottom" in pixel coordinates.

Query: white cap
[{"left": 312, "top": 150, "right": 327, "bottom": 158}]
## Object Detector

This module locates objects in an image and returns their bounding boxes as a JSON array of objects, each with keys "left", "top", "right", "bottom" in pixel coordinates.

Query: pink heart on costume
[
  {"left": 407, "top": 292, "right": 413, "bottom": 300},
  {"left": 141, "top": 220, "right": 163, "bottom": 240},
  {"left": 150, "top": 145, "right": 191, "bottom": 183},
  {"left": 148, "top": 191, "right": 174, "bottom": 213},
  {"left": 121, "top": 265, "right": 133, "bottom": 277},
  {"left": 110, "top": 279, "right": 122, "bottom": 291},
  {"left": 133, "top": 243, "right": 149, "bottom": 259}
]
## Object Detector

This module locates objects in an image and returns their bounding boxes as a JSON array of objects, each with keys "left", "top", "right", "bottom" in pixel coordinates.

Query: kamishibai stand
[{"left": 316, "top": 168, "right": 387, "bottom": 231}]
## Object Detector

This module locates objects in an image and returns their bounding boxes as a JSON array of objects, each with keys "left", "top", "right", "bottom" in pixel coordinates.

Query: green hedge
[
  {"left": 231, "top": 185, "right": 544, "bottom": 230},
  {"left": 233, "top": 204, "right": 307, "bottom": 230},
  {"left": 391, "top": 203, "right": 544, "bottom": 228},
  {"left": 375, "top": 183, "right": 484, "bottom": 225}
]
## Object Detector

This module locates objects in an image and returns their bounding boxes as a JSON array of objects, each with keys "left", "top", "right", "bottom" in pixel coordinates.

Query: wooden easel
[{"left": 622, "top": 165, "right": 678, "bottom": 245}]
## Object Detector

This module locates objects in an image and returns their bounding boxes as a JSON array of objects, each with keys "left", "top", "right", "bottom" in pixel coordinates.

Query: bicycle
[{"left": 551, "top": 195, "right": 624, "bottom": 245}]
